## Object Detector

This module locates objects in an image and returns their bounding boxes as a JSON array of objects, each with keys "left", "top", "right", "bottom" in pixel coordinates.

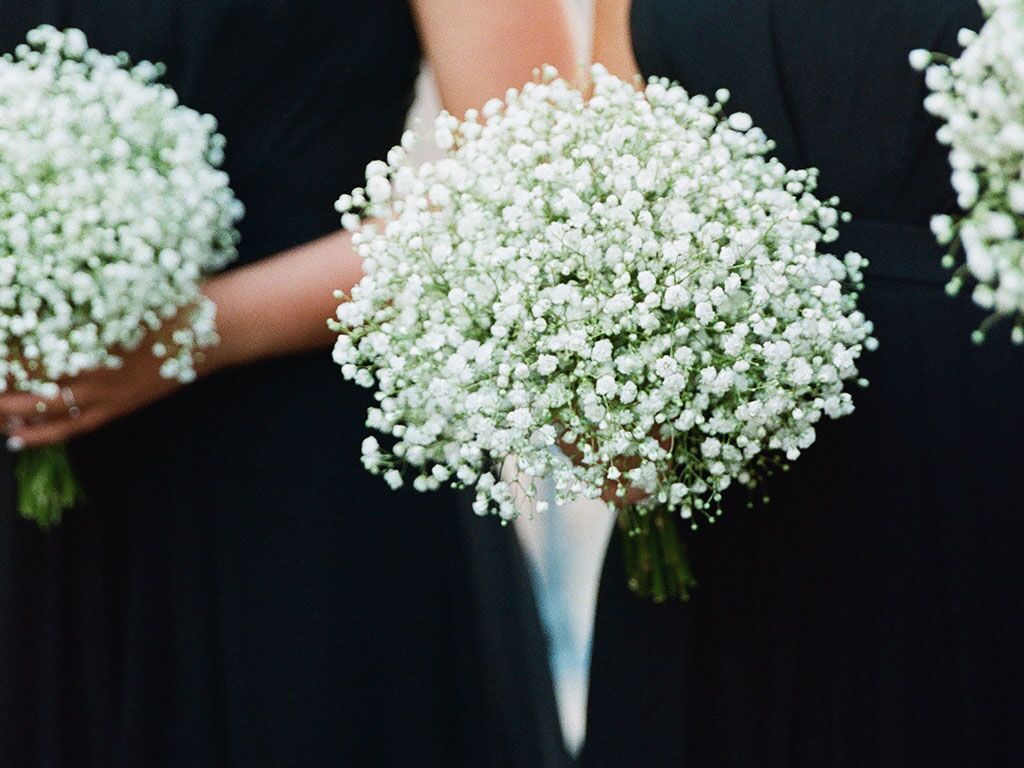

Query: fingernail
[{"left": 6, "top": 436, "right": 25, "bottom": 453}]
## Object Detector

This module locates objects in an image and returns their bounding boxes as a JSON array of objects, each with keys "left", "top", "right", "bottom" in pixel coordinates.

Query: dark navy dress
[
  {"left": 0, "top": 3, "right": 507, "bottom": 766},
  {"left": 583, "top": 2, "right": 1024, "bottom": 767}
]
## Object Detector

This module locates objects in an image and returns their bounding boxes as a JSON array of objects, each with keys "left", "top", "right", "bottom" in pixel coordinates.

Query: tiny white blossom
[
  {"left": 591, "top": 339, "right": 614, "bottom": 363},
  {"left": 595, "top": 374, "right": 618, "bottom": 397},
  {"left": 536, "top": 354, "right": 559, "bottom": 375},
  {"left": 909, "top": 49, "right": 932, "bottom": 71},
  {"left": 727, "top": 112, "right": 753, "bottom": 132}
]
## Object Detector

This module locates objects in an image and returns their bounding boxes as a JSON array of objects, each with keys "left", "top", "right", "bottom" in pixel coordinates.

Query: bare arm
[
  {"left": 200, "top": 229, "right": 359, "bottom": 373},
  {"left": 592, "top": 0, "right": 640, "bottom": 80},
  {"left": 412, "top": 0, "right": 576, "bottom": 116}
]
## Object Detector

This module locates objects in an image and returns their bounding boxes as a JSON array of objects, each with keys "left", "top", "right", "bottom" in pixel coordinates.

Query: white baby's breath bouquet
[
  {"left": 333, "top": 66, "right": 874, "bottom": 601},
  {"left": 911, "top": 0, "right": 1024, "bottom": 342},
  {"left": 0, "top": 26, "right": 243, "bottom": 527}
]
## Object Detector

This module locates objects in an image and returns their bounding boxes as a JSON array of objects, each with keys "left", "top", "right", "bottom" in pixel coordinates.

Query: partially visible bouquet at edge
[
  {"left": 0, "top": 26, "right": 243, "bottom": 527},
  {"left": 332, "top": 66, "right": 874, "bottom": 601},
  {"left": 911, "top": 0, "right": 1024, "bottom": 342}
]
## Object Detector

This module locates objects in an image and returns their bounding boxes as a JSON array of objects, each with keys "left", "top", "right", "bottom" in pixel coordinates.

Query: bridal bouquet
[
  {"left": 333, "top": 66, "right": 874, "bottom": 601},
  {"left": 0, "top": 26, "right": 243, "bottom": 526},
  {"left": 911, "top": 0, "right": 1024, "bottom": 342}
]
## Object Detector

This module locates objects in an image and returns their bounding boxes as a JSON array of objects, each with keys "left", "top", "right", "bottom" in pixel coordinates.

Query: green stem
[
  {"left": 15, "top": 443, "right": 85, "bottom": 529},
  {"left": 619, "top": 507, "right": 697, "bottom": 603}
]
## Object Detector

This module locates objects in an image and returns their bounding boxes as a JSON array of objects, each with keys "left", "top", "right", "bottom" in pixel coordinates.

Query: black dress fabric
[
  {"left": 582, "top": 2, "right": 1024, "bottom": 767},
  {"left": 0, "top": 3, "right": 514, "bottom": 766}
]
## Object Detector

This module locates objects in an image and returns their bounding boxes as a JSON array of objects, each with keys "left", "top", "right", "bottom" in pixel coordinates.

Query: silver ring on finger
[{"left": 61, "top": 386, "right": 82, "bottom": 420}]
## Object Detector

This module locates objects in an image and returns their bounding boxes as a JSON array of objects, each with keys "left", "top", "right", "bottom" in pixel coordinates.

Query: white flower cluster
[
  {"left": 0, "top": 26, "right": 243, "bottom": 397},
  {"left": 333, "top": 66, "right": 874, "bottom": 525},
  {"left": 912, "top": 0, "right": 1024, "bottom": 342}
]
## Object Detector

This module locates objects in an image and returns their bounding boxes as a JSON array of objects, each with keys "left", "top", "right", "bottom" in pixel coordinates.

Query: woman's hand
[
  {"left": 0, "top": 324, "right": 190, "bottom": 450},
  {"left": 558, "top": 436, "right": 653, "bottom": 508}
]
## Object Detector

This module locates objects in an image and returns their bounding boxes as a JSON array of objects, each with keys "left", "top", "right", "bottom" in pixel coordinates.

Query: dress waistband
[{"left": 832, "top": 220, "right": 950, "bottom": 285}]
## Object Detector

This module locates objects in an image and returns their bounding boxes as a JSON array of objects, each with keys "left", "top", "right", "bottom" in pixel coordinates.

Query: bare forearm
[
  {"left": 413, "top": 0, "right": 576, "bottom": 116},
  {"left": 200, "top": 229, "right": 360, "bottom": 373}
]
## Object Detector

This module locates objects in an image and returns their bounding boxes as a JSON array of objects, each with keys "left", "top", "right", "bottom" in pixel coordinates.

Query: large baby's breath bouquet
[
  {"left": 333, "top": 67, "right": 874, "bottom": 601},
  {"left": 912, "top": 0, "right": 1024, "bottom": 341},
  {"left": 0, "top": 26, "right": 243, "bottom": 526}
]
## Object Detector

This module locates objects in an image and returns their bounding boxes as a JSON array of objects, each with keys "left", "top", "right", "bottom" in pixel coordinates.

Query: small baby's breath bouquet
[
  {"left": 0, "top": 26, "right": 243, "bottom": 527},
  {"left": 333, "top": 66, "right": 873, "bottom": 601},
  {"left": 911, "top": 0, "right": 1024, "bottom": 342}
]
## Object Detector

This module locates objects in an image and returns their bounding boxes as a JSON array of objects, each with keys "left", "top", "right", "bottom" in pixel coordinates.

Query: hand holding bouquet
[
  {"left": 333, "top": 66, "right": 873, "bottom": 601},
  {"left": 912, "top": 0, "right": 1024, "bottom": 342},
  {"left": 0, "top": 27, "right": 242, "bottom": 526}
]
